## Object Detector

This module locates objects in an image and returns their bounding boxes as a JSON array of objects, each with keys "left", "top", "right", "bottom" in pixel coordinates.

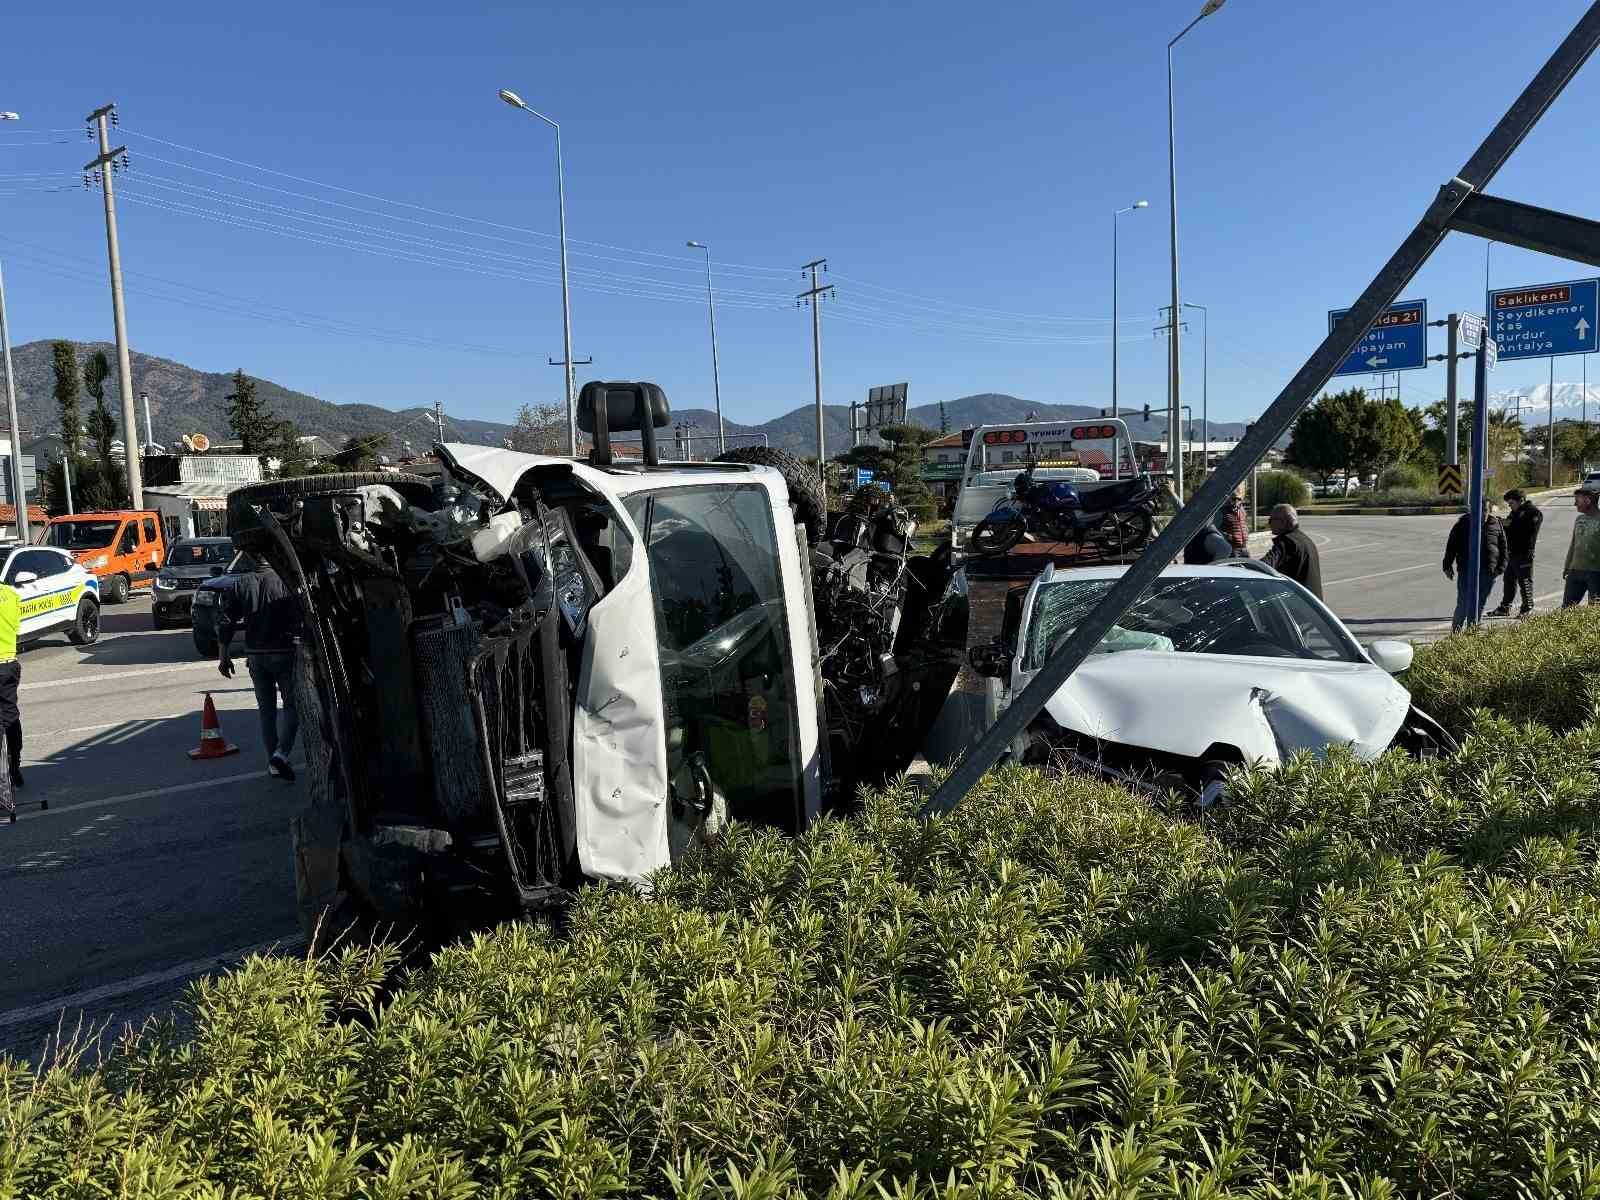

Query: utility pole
[
  {"left": 548, "top": 355, "right": 592, "bottom": 450},
  {"left": 1156, "top": 306, "right": 1189, "bottom": 483},
  {"left": 1446, "top": 315, "right": 1460, "bottom": 467},
  {"left": 85, "top": 103, "right": 142, "bottom": 509},
  {"left": 0, "top": 263, "right": 28, "bottom": 542},
  {"left": 798, "top": 259, "right": 834, "bottom": 502}
]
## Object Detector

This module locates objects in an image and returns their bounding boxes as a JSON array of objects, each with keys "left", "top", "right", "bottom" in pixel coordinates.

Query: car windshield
[
  {"left": 45, "top": 521, "right": 120, "bottom": 550},
  {"left": 166, "top": 541, "right": 233, "bottom": 567},
  {"left": 1023, "top": 574, "right": 1363, "bottom": 669}
]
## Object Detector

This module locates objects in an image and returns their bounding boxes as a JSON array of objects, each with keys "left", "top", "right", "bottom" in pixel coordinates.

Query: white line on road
[
  {"left": 0, "top": 934, "right": 305, "bottom": 1029},
  {"left": 1320, "top": 540, "right": 1387, "bottom": 555},
  {"left": 1323, "top": 564, "right": 1434, "bottom": 587},
  {"left": 14, "top": 768, "right": 272, "bottom": 822},
  {"left": 21, "top": 661, "right": 215, "bottom": 693}
]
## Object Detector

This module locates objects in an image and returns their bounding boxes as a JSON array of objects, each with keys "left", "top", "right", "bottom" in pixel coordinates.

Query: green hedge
[
  {"left": 1406, "top": 605, "right": 1600, "bottom": 736},
  {"left": 10, "top": 706, "right": 1600, "bottom": 1195},
  {"left": 1254, "top": 469, "right": 1309, "bottom": 509}
]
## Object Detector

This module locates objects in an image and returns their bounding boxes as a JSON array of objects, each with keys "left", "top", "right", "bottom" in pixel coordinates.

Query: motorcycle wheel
[
  {"left": 970, "top": 515, "right": 1024, "bottom": 557},
  {"left": 1090, "top": 508, "right": 1155, "bottom": 556}
]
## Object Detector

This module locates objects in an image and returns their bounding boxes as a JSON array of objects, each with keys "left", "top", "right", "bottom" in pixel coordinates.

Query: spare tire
[
  {"left": 227, "top": 472, "right": 435, "bottom": 543},
  {"left": 714, "top": 446, "right": 826, "bottom": 544}
]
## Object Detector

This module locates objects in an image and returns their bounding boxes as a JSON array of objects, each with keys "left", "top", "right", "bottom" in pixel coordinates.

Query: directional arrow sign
[
  {"left": 1329, "top": 299, "right": 1428, "bottom": 376},
  {"left": 1488, "top": 278, "right": 1600, "bottom": 360}
]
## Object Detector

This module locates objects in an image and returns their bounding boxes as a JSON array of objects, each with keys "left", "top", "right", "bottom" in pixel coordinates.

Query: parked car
[
  {"left": 0, "top": 544, "right": 100, "bottom": 647},
  {"left": 190, "top": 550, "right": 258, "bottom": 659},
  {"left": 967, "top": 560, "right": 1453, "bottom": 806},
  {"left": 152, "top": 537, "right": 235, "bottom": 630},
  {"left": 42, "top": 510, "right": 167, "bottom": 604}
]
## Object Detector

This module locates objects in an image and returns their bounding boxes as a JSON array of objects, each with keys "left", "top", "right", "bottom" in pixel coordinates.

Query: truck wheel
[
  {"left": 67, "top": 597, "right": 99, "bottom": 646},
  {"left": 714, "top": 446, "right": 826, "bottom": 544},
  {"left": 104, "top": 574, "right": 130, "bottom": 605},
  {"left": 228, "top": 471, "right": 435, "bottom": 546}
]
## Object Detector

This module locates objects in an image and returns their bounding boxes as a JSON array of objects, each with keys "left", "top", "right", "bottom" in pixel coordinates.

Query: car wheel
[
  {"left": 68, "top": 597, "right": 100, "bottom": 646},
  {"left": 227, "top": 471, "right": 435, "bottom": 549},
  {"left": 714, "top": 446, "right": 826, "bottom": 544},
  {"left": 193, "top": 631, "right": 218, "bottom": 659},
  {"left": 104, "top": 574, "right": 130, "bottom": 605}
]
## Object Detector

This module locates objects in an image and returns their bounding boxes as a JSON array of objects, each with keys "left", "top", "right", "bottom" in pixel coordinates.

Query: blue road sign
[
  {"left": 1488, "top": 278, "right": 1600, "bottom": 361},
  {"left": 1328, "top": 299, "right": 1429, "bottom": 376},
  {"left": 855, "top": 467, "right": 874, "bottom": 488}
]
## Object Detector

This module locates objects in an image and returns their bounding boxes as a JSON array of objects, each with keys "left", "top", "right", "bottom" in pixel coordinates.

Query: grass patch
[
  {"left": 1406, "top": 605, "right": 1600, "bottom": 737},
  {"left": 10, "top": 704, "right": 1600, "bottom": 1193}
]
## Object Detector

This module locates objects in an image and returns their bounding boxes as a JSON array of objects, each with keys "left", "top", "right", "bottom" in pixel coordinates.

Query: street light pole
[
  {"left": 687, "top": 241, "right": 725, "bottom": 454},
  {"left": 1167, "top": 0, "right": 1226, "bottom": 502},
  {"left": 1112, "top": 201, "right": 1148, "bottom": 430},
  {"left": 500, "top": 89, "right": 577, "bottom": 456},
  {"left": 1183, "top": 301, "right": 1208, "bottom": 477},
  {"left": 0, "top": 262, "right": 28, "bottom": 543}
]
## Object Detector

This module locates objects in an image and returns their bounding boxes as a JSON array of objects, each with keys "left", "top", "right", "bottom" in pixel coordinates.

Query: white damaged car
[{"left": 967, "top": 560, "right": 1455, "bottom": 804}]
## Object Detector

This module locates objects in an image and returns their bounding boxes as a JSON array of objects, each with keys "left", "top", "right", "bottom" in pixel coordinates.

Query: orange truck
[{"left": 42, "top": 510, "right": 168, "bottom": 604}]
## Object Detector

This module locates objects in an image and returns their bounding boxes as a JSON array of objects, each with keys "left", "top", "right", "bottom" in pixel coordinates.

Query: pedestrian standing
[
  {"left": 1184, "top": 522, "right": 1234, "bottom": 564},
  {"left": 218, "top": 562, "right": 302, "bottom": 781},
  {"left": 1489, "top": 489, "right": 1543, "bottom": 617},
  {"left": 1259, "top": 504, "right": 1322, "bottom": 598},
  {"left": 1214, "top": 486, "right": 1249, "bottom": 557},
  {"left": 1562, "top": 481, "right": 1600, "bottom": 607},
  {"left": 0, "top": 578, "right": 21, "bottom": 822},
  {"left": 1444, "top": 503, "right": 1509, "bottom": 631}
]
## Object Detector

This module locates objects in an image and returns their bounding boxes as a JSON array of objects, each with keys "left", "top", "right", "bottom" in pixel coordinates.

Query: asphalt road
[
  {"left": 1, "top": 497, "right": 1582, "bottom": 1061},
  {"left": 0, "top": 594, "right": 302, "bottom": 1059}
]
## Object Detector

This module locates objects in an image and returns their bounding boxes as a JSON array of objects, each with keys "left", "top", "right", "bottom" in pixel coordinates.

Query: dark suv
[
  {"left": 190, "top": 550, "right": 259, "bottom": 657},
  {"left": 153, "top": 538, "right": 236, "bottom": 630}
]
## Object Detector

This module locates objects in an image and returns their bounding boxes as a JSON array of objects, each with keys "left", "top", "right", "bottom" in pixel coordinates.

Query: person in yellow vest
[{"left": 0, "top": 577, "right": 20, "bottom": 821}]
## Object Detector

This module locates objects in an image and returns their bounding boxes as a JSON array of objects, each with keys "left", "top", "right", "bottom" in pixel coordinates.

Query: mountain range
[{"left": 2, "top": 339, "right": 1252, "bottom": 460}]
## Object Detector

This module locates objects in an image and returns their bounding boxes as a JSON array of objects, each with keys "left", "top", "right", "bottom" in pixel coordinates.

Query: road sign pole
[
  {"left": 1446, "top": 314, "right": 1460, "bottom": 466},
  {"left": 1465, "top": 340, "right": 1490, "bottom": 629}
]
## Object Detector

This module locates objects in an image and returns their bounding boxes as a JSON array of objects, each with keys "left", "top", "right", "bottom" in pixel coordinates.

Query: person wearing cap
[
  {"left": 1562, "top": 481, "right": 1600, "bottom": 606},
  {"left": 1490, "top": 489, "right": 1543, "bottom": 617},
  {"left": 1444, "top": 502, "right": 1509, "bottom": 632}
]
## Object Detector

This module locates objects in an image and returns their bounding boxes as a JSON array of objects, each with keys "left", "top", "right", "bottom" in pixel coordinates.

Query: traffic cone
[{"left": 188, "top": 692, "right": 240, "bottom": 760}]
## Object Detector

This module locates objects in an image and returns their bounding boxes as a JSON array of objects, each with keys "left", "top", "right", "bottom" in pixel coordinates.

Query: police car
[{"left": 0, "top": 545, "right": 100, "bottom": 647}]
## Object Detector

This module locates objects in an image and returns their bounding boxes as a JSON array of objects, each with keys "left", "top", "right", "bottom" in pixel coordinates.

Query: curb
[{"left": 1300, "top": 505, "right": 1464, "bottom": 517}]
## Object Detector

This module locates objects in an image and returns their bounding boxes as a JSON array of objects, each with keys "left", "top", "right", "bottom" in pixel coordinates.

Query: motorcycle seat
[{"left": 1076, "top": 477, "right": 1149, "bottom": 513}]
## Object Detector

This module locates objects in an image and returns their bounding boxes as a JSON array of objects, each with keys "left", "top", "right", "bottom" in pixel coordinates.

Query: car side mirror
[
  {"left": 12, "top": 571, "right": 36, "bottom": 586},
  {"left": 967, "top": 640, "right": 1013, "bottom": 679},
  {"left": 1368, "top": 639, "right": 1414, "bottom": 674}
]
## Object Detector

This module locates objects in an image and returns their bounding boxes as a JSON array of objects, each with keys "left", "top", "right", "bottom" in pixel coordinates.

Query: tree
[
  {"left": 82, "top": 350, "right": 118, "bottom": 475},
  {"left": 507, "top": 402, "right": 564, "bottom": 454},
  {"left": 1353, "top": 397, "right": 1419, "bottom": 477},
  {"left": 1287, "top": 391, "right": 1359, "bottom": 486},
  {"left": 45, "top": 454, "right": 125, "bottom": 516},
  {"left": 938, "top": 400, "right": 950, "bottom": 436},
  {"left": 51, "top": 341, "right": 81, "bottom": 457},
  {"left": 331, "top": 433, "right": 387, "bottom": 471},
  {"left": 225, "top": 371, "right": 274, "bottom": 457},
  {"left": 266, "top": 419, "right": 316, "bottom": 479}
]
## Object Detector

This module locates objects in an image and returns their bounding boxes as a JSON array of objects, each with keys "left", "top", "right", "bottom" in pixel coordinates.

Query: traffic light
[{"left": 1142, "top": 404, "right": 1151, "bottom": 422}]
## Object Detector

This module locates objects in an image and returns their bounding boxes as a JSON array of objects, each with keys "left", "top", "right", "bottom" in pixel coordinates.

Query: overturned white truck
[{"left": 228, "top": 382, "right": 968, "bottom": 939}]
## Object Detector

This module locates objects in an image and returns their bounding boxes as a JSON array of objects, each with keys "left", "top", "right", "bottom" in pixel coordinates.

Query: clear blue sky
[{"left": 2, "top": 0, "right": 1599, "bottom": 434}]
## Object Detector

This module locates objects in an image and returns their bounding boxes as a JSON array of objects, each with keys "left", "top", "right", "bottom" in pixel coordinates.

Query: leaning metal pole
[{"left": 923, "top": 2, "right": 1600, "bottom": 817}]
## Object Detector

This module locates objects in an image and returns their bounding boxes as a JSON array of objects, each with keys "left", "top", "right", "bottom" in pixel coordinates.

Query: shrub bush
[
  {"left": 1406, "top": 605, "right": 1600, "bottom": 736},
  {"left": 1254, "top": 469, "right": 1310, "bottom": 509},
  {"left": 11, "top": 705, "right": 1600, "bottom": 1195},
  {"left": 1378, "top": 463, "right": 1428, "bottom": 491}
]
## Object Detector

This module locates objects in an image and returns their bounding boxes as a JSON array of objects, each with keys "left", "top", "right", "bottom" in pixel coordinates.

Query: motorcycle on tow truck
[{"left": 968, "top": 458, "right": 1160, "bottom": 559}]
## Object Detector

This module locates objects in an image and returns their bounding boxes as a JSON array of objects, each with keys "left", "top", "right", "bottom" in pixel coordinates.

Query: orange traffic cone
[{"left": 188, "top": 692, "right": 240, "bottom": 760}]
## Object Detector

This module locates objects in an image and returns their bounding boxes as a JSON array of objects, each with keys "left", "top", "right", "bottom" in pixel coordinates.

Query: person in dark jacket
[
  {"left": 1184, "top": 523, "right": 1234, "bottom": 565},
  {"left": 1489, "top": 489, "right": 1543, "bottom": 617},
  {"left": 1213, "top": 486, "right": 1249, "bottom": 557},
  {"left": 218, "top": 564, "right": 303, "bottom": 781},
  {"left": 1444, "top": 503, "right": 1509, "bottom": 632},
  {"left": 1259, "top": 505, "right": 1322, "bottom": 597}
]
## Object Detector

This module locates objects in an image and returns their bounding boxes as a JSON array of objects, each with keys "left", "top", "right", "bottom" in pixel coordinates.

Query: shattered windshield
[{"left": 1024, "top": 574, "right": 1362, "bottom": 670}]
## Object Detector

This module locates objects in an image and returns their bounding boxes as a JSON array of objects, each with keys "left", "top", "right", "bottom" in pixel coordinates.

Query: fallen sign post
[{"left": 923, "top": 2, "right": 1600, "bottom": 819}]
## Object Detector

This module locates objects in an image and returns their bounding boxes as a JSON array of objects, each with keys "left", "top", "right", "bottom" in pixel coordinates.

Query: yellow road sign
[{"left": 1438, "top": 463, "right": 1463, "bottom": 496}]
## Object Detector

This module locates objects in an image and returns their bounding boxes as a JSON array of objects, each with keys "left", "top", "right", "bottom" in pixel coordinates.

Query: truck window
[
  {"left": 45, "top": 521, "right": 120, "bottom": 551},
  {"left": 625, "top": 485, "right": 803, "bottom": 832},
  {"left": 142, "top": 518, "right": 157, "bottom": 544},
  {"left": 117, "top": 524, "right": 137, "bottom": 556}
]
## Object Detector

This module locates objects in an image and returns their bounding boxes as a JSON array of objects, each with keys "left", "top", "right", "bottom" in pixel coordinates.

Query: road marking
[
  {"left": 1323, "top": 563, "right": 1433, "bottom": 587},
  {"left": 50, "top": 714, "right": 189, "bottom": 736},
  {"left": 1321, "top": 540, "right": 1386, "bottom": 555},
  {"left": 0, "top": 934, "right": 306, "bottom": 1029},
  {"left": 13, "top": 768, "right": 272, "bottom": 822},
  {"left": 21, "top": 661, "right": 215, "bottom": 693}
]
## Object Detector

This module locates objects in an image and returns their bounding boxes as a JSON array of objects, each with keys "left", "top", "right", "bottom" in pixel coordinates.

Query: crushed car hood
[{"left": 1027, "top": 651, "right": 1411, "bottom": 765}]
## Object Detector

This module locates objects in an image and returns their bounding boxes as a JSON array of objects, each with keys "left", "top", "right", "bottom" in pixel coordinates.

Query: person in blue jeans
[
  {"left": 1562, "top": 482, "right": 1600, "bottom": 606},
  {"left": 218, "top": 563, "right": 302, "bottom": 781},
  {"left": 1443, "top": 502, "right": 1508, "bottom": 632}
]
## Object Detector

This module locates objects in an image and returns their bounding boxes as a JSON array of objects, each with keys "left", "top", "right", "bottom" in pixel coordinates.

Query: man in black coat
[
  {"left": 1444, "top": 504, "right": 1509, "bottom": 631},
  {"left": 1489, "top": 489, "right": 1543, "bottom": 617},
  {"left": 1260, "top": 504, "right": 1322, "bottom": 598}
]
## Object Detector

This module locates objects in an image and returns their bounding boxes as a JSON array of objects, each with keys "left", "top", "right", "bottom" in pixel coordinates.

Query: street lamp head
[
  {"left": 1199, "top": 0, "right": 1225, "bottom": 14},
  {"left": 687, "top": 240, "right": 706, "bottom": 249},
  {"left": 1133, "top": 199, "right": 1149, "bottom": 209},
  {"left": 498, "top": 89, "right": 526, "bottom": 109}
]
